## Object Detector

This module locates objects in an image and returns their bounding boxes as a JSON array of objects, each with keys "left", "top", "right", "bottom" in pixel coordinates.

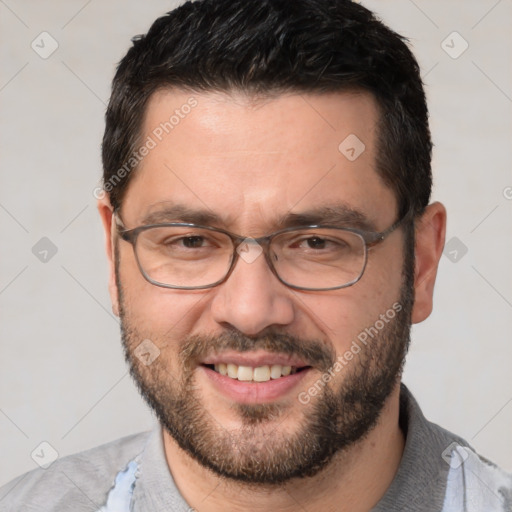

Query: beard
[{"left": 115, "top": 234, "right": 414, "bottom": 485}]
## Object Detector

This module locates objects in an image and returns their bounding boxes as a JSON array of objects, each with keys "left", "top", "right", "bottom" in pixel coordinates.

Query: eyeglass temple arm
[{"left": 365, "top": 208, "right": 413, "bottom": 246}]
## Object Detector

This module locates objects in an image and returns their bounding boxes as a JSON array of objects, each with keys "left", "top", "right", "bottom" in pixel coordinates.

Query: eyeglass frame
[{"left": 113, "top": 208, "right": 412, "bottom": 292}]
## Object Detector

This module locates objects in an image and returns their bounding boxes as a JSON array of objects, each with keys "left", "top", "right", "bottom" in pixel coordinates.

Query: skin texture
[{"left": 98, "top": 90, "right": 446, "bottom": 511}]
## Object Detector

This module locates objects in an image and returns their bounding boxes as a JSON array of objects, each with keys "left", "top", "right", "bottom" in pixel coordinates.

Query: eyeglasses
[{"left": 114, "top": 210, "right": 411, "bottom": 291}]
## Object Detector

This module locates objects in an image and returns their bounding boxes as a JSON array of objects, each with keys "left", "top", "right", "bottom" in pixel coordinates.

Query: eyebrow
[
  {"left": 140, "top": 204, "right": 225, "bottom": 227},
  {"left": 278, "top": 205, "right": 376, "bottom": 231},
  {"left": 138, "top": 203, "right": 377, "bottom": 232}
]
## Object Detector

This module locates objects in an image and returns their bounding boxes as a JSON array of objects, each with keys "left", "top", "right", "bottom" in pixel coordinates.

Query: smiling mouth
[{"left": 202, "top": 363, "right": 310, "bottom": 382}]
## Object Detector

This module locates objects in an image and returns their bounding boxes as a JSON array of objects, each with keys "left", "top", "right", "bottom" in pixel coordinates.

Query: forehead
[{"left": 121, "top": 89, "right": 396, "bottom": 231}]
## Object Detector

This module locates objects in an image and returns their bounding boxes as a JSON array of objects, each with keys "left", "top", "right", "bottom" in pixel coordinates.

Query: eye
[
  {"left": 294, "top": 236, "right": 345, "bottom": 251},
  {"left": 160, "top": 234, "right": 220, "bottom": 252},
  {"left": 139, "top": 226, "right": 231, "bottom": 259},
  {"left": 300, "top": 237, "right": 329, "bottom": 250},
  {"left": 177, "top": 235, "right": 207, "bottom": 248}
]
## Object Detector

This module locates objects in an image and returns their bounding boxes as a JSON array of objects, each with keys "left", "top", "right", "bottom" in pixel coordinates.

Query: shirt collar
[{"left": 131, "top": 384, "right": 452, "bottom": 511}]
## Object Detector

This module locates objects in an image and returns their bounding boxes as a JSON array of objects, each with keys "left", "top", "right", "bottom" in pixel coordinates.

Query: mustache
[{"left": 179, "top": 329, "right": 335, "bottom": 372}]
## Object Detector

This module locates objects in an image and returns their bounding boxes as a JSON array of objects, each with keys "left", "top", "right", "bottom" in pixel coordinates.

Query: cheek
[
  {"left": 120, "top": 287, "right": 209, "bottom": 382},
  {"left": 127, "top": 289, "right": 208, "bottom": 343},
  {"left": 119, "top": 254, "right": 208, "bottom": 344},
  {"left": 300, "top": 249, "right": 404, "bottom": 351}
]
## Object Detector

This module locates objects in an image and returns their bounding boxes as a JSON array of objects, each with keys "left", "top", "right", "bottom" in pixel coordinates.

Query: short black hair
[{"left": 102, "top": 0, "right": 432, "bottom": 218}]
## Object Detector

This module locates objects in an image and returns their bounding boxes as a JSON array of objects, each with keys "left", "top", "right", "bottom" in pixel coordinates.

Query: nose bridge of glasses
[
  {"left": 222, "top": 233, "right": 287, "bottom": 290},
  {"left": 231, "top": 233, "right": 273, "bottom": 269}
]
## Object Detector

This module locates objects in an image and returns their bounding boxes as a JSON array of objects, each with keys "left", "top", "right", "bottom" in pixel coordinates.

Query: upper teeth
[{"left": 214, "top": 363, "right": 294, "bottom": 382}]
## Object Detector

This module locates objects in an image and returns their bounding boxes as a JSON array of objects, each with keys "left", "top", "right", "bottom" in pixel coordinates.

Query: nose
[{"left": 210, "top": 242, "right": 295, "bottom": 336}]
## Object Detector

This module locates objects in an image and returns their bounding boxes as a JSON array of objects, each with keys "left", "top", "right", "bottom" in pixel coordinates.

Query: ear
[
  {"left": 411, "top": 202, "right": 447, "bottom": 324},
  {"left": 97, "top": 195, "right": 120, "bottom": 317}
]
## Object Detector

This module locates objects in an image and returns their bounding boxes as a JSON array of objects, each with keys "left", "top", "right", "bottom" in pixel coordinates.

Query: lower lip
[{"left": 200, "top": 365, "right": 311, "bottom": 404}]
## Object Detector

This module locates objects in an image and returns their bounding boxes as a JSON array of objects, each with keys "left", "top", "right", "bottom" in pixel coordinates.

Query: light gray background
[{"left": 1, "top": 0, "right": 511, "bottom": 488}]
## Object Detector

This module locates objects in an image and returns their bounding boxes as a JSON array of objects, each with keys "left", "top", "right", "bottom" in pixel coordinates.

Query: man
[{"left": 1, "top": 0, "right": 511, "bottom": 510}]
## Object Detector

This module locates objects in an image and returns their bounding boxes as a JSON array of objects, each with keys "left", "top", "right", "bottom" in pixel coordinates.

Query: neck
[{"left": 163, "top": 383, "right": 405, "bottom": 512}]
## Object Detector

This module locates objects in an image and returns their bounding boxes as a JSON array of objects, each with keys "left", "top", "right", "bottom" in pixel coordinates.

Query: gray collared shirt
[{"left": 1, "top": 385, "right": 511, "bottom": 511}]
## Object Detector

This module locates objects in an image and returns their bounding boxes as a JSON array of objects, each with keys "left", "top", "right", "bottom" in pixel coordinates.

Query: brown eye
[{"left": 180, "top": 236, "right": 205, "bottom": 248}]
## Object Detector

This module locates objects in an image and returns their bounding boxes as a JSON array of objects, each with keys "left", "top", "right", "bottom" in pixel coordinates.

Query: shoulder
[
  {"left": 400, "top": 385, "right": 512, "bottom": 511},
  {"left": 440, "top": 441, "right": 512, "bottom": 512},
  {"left": 374, "top": 385, "right": 512, "bottom": 512},
  {"left": 0, "top": 431, "right": 151, "bottom": 512}
]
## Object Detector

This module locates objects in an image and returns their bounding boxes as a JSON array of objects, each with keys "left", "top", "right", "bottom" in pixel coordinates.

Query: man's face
[{"left": 110, "top": 90, "right": 413, "bottom": 483}]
